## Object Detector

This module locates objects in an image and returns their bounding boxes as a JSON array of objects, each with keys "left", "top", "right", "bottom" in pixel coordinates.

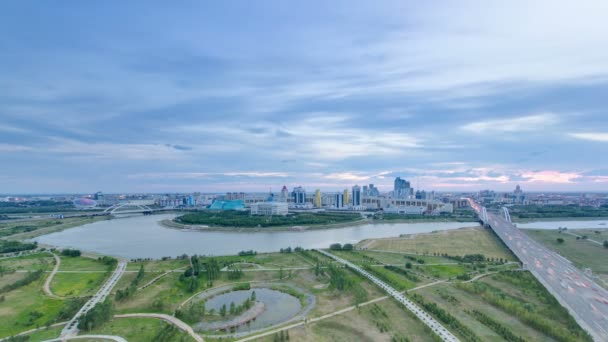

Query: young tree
[
  {"left": 251, "top": 291, "right": 256, "bottom": 301},
  {"left": 220, "top": 304, "right": 227, "bottom": 317},
  {"left": 556, "top": 237, "right": 565, "bottom": 244},
  {"left": 405, "top": 262, "right": 412, "bottom": 269},
  {"left": 230, "top": 301, "right": 235, "bottom": 315}
]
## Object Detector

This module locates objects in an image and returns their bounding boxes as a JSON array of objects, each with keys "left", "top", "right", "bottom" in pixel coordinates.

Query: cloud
[
  {"left": 519, "top": 170, "right": 581, "bottom": 184},
  {"left": 0, "top": 144, "right": 32, "bottom": 152},
  {"left": 568, "top": 132, "right": 608, "bottom": 142},
  {"left": 461, "top": 113, "right": 559, "bottom": 133},
  {"left": 128, "top": 172, "right": 288, "bottom": 180}
]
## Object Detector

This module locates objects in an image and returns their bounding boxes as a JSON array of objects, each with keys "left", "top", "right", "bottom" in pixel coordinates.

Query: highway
[
  {"left": 469, "top": 200, "right": 608, "bottom": 341},
  {"left": 315, "top": 249, "right": 460, "bottom": 342},
  {"left": 60, "top": 260, "right": 127, "bottom": 337}
]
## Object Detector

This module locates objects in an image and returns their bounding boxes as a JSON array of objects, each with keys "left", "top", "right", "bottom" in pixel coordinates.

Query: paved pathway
[
  {"left": 43, "top": 252, "right": 62, "bottom": 299},
  {"left": 60, "top": 261, "right": 127, "bottom": 337},
  {"left": 115, "top": 313, "right": 204, "bottom": 342},
  {"left": 44, "top": 334, "right": 127, "bottom": 342},
  {"left": 563, "top": 231, "right": 604, "bottom": 246},
  {"left": 315, "top": 249, "right": 459, "bottom": 342}
]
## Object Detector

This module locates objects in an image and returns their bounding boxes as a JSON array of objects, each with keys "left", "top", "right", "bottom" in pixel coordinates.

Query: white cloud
[
  {"left": 0, "top": 144, "right": 32, "bottom": 152},
  {"left": 461, "top": 113, "right": 559, "bottom": 133},
  {"left": 568, "top": 132, "right": 608, "bottom": 142}
]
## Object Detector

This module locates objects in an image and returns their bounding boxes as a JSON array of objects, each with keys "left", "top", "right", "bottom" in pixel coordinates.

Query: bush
[
  {"left": 556, "top": 238, "right": 564, "bottom": 244},
  {"left": 329, "top": 243, "right": 342, "bottom": 250},
  {"left": 60, "top": 249, "right": 81, "bottom": 257}
]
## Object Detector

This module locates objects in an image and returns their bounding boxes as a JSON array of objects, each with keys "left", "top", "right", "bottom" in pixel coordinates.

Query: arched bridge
[{"left": 103, "top": 203, "right": 154, "bottom": 215}]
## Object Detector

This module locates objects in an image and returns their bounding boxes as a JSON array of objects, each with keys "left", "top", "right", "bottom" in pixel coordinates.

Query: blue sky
[{"left": 2, "top": 1, "right": 608, "bottom": 194}]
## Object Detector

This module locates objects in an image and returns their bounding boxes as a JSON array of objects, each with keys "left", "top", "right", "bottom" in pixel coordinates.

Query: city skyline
[{"left": 2, "top": 1, "right": 608, "bottom": 193}]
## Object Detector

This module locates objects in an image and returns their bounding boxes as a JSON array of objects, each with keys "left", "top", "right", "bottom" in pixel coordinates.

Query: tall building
[
  {"left": 314, "top": 189, "right": 322, "bottom": 208},
  {"left": 343, "top": 189, "right": 350, "bottom": 205},
  {"left": 367, "top": 184, "right": 380, "bottom": 197},
  {"left": 335, "top": 193, "right": 344, "bottom": 208},
  {"left": 352, "top": 185, "right": 361, "bottom": 206},
  {"left": 394, "top": 177, "right": 411, "bottom": 198},
  {"left": 280, "top": 185, "right": 288, "bottom": 202},
  {"left": 292, "top": 186, "right": 306, "bottom": 205}
]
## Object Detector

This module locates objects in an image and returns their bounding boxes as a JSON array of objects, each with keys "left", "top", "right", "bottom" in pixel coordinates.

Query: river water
[
  {"left": 34, "top": 214, "right": 608, "bottom": 259},
  {"left": 34, "top": 214, "right": 478, "bottom": 258}
]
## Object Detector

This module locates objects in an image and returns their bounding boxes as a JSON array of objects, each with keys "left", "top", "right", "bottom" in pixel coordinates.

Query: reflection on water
[{"left": 35, "top": 214, "right": 482, "bottom": 258}]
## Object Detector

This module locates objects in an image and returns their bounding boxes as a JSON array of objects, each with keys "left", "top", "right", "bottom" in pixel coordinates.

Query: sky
[{"left": 2, "top": 1, "right": 608, "bottom": 194}]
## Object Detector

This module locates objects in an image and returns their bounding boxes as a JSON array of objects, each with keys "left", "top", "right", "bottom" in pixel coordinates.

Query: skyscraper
[
  {"left": 352, "top": 185, "right": 361, "bottom": 206},
  {"left": 394, "top": 177, "right": 411, "bottom": 198},
  {"left": 343, "top": 189, "right": 350, "bottom": 205},
  {"left": 280, "top": 185, "right": 288, "bottom": 202},
  {"left": 335, "top": 193, "right": 344, "bottom": 208},
  {"left": 292, "top": 186, "right": 306, "bottom": 205},
  {"left": 314, "top": 189, "right": 322, "bottom": 208}
]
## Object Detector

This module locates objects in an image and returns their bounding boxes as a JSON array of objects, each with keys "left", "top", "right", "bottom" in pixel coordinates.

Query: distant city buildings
[
  {"left": 394, "top": 177, "right": 412, "bottom": 198},
  {"left": 314, "top": 189, "right": 322, "bottom": 208},
  {"left": 250, "top": 201, "right": 288, "bottom": 216},
  {"left": 352, "top": 185, "right": 361, "bottom": 206},
  {"left": 292, "top": 186, "right": 306, "bottom": 205}
]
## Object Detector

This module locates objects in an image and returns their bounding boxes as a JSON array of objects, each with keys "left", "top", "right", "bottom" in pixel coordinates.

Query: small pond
[{"left": 194, "top": 288, "right": 302, "bottom": 333}]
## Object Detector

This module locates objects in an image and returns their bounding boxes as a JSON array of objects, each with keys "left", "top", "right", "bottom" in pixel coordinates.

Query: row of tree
[
  {"left": 78, "top": 300, "right": 113, "bottom": 331},
  {"left": 115, "top": 264, "right": 144, "bottom": 301},
  {"left": 329, "top": 243, "right": 354, "bottom": 251}
]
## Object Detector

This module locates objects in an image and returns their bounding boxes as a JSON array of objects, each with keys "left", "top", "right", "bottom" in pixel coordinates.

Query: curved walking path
[
  {"left": 235, "top": 279, "right": 447, "bottom": 342},
  {"left": 0, "top": 322, "right": 68, "bottom": 342},
  {"left": 115, "top": 313, "right": 204, "bottom": 342},
  {"left": 43, "top": 252, "right": 62, "bottom": 299},
  {"left": 44, "top": 334, "right": 127, "bottom": 342},
  {"left": 137, "top": 266, "right": 185, "bottom": 290}
]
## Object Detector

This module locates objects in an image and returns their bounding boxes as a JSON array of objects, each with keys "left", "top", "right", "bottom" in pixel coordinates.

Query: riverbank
[
  {"left": 513, "top": 216, "right": 608, "bottom": 223},
  {"left": 162, "top": 217, "right": 477, "bottom": 233}
]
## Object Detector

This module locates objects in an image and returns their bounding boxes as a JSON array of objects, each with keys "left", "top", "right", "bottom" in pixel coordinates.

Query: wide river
[{"left": 34, "top": 215, "right": 608, "bottom": 259}]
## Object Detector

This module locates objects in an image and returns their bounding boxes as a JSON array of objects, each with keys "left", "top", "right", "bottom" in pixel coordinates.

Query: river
[
  {"left": 34, "top": 214, "right": 478, "bottom": 258},
  {"left": 34, "top": 215, "right": 608, "bottom": 259}
]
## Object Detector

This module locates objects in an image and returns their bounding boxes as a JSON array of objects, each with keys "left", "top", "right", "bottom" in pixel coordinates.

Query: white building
[{"left": 250, "top": 202, "right": 289, "bottom": 216}]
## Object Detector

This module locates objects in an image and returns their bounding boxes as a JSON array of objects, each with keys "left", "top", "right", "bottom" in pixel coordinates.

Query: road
[
  {"left": 114, "top": 313, "right": 204, "bottom": 342},
  {"left": 470, "top": 200, "right": 608, "bottom": 341},
  {"left": 60, "top": 260, "right": 127, "bottom": 337},
  {"left": 315, "top": 249, "right": 459, "bottom": 342},
  {"left": 43, "top": 252, "right": 62, "bottom": 298}
]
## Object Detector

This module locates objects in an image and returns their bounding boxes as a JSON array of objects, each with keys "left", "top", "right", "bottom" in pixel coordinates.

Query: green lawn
[
  {"left": 359, "top": 227, "right": 515, "bottom": 261},
  {"left": 58, "top": 256, "right": 112, "bottom": 271},
  {"left": 0, "top": 253, "right": 54, "bottom": 271},
  {"left": 0, "top": 279, "right": 64, "bottom": 338},
  {"left": 51, "top": 272, "right": 109, "bottom": 297},
  {"left": 416, "top": 264, "right": 470, "bottom": 278},
  {"left": 85, "top": 317, "right": 196, "bottom": 342}
]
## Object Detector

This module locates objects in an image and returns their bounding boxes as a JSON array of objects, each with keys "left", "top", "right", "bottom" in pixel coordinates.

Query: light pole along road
[
  {"left": 315, "top": 249, "right": 460, "bottom": 342},
  {"left": 60, "top": 260, "right": 127, "bottom": 338},
  {"left": 469, "top": 199, "right": 608, "bottom": 342}
]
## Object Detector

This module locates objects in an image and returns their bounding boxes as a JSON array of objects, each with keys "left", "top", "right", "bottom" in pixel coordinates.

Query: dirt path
[
  {"left": 43, "top": 253, "right": 62, "bottom": 299},
  {"left": 115, "top": 313, "right": 204, "bottom": 342}
]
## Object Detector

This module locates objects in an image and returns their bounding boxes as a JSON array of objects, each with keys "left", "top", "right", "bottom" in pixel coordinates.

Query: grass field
[
  {"left": 0, "top": 278, "right": 64, "bottom": 338},
  {"left": 51, "top": 272, "right": 109, "bottom": 297},
  {"left": 254, "top": 296, "right": 436, "bottom": 342},
  {"left": 1, "top": 216, "right": 109, "bottom": 240},
  {"left": 86, "top": 317, "right": 196, "bottom": 342},
  {"left": 58, "top": 255, "right": 112, "bottom": 272},
  {"left": 523, "top": 228, "right": 608, "bottom": 285},
  {"left": 0, "top": 252, "right": 54, "bottom": 271},
  {"left": 359, "top": 227, "right": 515, "bottom": 261}
]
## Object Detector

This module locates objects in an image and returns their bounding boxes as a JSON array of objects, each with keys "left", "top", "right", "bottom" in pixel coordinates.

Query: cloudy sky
[{"left": 2, "top": 1, "right": 608, "bottom": 194}]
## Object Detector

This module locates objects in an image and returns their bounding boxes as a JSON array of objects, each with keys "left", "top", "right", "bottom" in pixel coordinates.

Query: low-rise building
[{"left": 250, "top": 202, "right": 289, "bottom": 216}]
